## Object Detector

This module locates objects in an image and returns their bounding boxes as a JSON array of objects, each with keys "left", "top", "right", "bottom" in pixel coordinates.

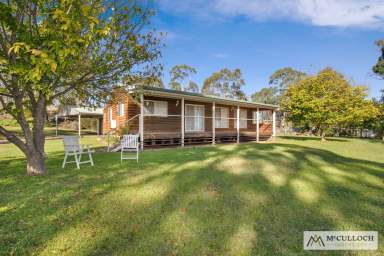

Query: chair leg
[
  {"left": 74, "top": 153, "right": 80, "bottom": 169},
  {"left": 88, "top": 150, "right": 94, "bottom": 166},
  {"left": 62, "top": 152, "right": 68, "bottom": 168}
]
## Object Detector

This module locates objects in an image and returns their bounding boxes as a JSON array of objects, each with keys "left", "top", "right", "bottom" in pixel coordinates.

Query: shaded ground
[{"left": 0, "top": 137, "right": 383, "bottom": 255}]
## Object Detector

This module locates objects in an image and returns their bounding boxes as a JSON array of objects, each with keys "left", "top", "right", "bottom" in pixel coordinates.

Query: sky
[{"left": 152, "top": 0, "right": 384, "bottom": 98}]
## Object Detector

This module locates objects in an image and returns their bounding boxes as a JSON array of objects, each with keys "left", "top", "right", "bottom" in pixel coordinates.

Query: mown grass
[
  {"left": 0, "top": 126, "right": 98, "bottom": 140},
  {"left": 0, "top": 136, "right": 383, "bottom": 255}
]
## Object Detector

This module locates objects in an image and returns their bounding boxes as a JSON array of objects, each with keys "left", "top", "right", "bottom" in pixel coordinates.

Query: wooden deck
[{"left": 142, "top": 131, "right": 271, "bottom": 148}]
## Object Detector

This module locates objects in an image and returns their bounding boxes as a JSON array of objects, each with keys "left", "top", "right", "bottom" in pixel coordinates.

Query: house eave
[{"left": 135, "top": 87, "right": 279, "bottom": 110}]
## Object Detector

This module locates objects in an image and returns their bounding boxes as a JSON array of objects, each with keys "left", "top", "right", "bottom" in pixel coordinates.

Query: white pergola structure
[{"left": 57, "top": 106, "right": 104, "bottom": 136}]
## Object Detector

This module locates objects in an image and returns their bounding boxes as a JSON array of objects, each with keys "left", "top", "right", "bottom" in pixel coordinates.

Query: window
[
  {"left": 252, "top": 111, "right": 258, "bottom": 124},
  {"left": 253, "top": 110, "right": 272, "bottom": 123},
  {"left": 260, "top": 111, "right": 272, "bottom": 123},
  {"left": 235, "top": 109, "right": 247, "bottom": 128},
  {"left": 185, "top": 104, "right": 204, "bottom": 132},
  {"left": 215, "top": 107, "right": 229, "bottom": 128},
  {"left": 144, "top": 100, "right": 168, "bottom": 116},
  {"left": 117, "top": 103, "right": 124, "bottom": 116}
]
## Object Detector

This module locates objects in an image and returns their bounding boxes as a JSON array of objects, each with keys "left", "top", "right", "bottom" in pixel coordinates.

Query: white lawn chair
[
  {"left": 121, "top": 134, "right": 139, "bottom": 163},
  {"left": 62, "top": 136, "right": 94, "bottom": 169}
]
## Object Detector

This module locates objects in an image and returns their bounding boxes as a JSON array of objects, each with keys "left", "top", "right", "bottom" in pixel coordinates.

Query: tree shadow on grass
[
  {"left": 279, "top": 136, "right": 350, "bottom": 142},
  {"left": 367, "top": 138, "right": 384, "bottom": 144},
  {"left": 0, "top": 142, "right": 383, "bottom": 255}
]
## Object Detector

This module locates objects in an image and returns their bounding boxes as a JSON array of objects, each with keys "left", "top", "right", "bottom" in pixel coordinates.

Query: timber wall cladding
[
  {"left": 103, "top": 93, "right": 129, "bottom": 133},
  {"left": 103, "top": 93, "right": 274, "bottom": 137},
  {"left": 144, "top": 96, "right": 181, "bottom": 133}
]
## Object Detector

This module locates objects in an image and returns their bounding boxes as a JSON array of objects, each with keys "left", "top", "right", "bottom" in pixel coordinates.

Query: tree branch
[{"left": 0, "top": 125, "right": 27, "bottom": 153}]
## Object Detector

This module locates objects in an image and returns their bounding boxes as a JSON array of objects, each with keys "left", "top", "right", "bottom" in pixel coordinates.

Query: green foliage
[
  {"left": 373, "top": 40, "right": 384, "bottom": 79},
  {"left": 169, "top": 64, "right": 198, "bottom": 92},
  {"left": 366, "top": 90, "right": 384, "bottom": 139},
  {"left": 339, "top": 86, "right": 379, "bottom": 128},
  {"left": 0, "top": 0, "right": 162, "bottom": 109},
  {"left": 0, "top": 116, "right": 19, "bottom": 127},
  {"left": 186, "top": 81, "right": 199, "bottom": 93},
  {"left": 202, "top": 68, "right": 246, "bottom": 100},
  {"left": 269, "top": 67, "right": 306, "bottom": 94},
  {"left": 281, "top": 68, "right": 379, "bottom": 140},
  {"left": 0, "top": 0, "right": 162, "bottom": 173},
  {"left": 118, "top": 124, "right": 130, "bottom": 136},
  {"left": 251, "top": 87, "right": 279, "bottom": 105},
  {"left": 124, "top": 75, "right": 164, "bottom": 88}
]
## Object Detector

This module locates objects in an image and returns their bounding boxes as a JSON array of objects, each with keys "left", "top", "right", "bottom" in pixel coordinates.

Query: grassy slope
[{"left": 0, "top": 137, "right": 383, "bottom": 255}]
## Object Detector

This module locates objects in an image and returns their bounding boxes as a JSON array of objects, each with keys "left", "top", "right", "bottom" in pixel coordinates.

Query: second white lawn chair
[
  {"left": 62, "top": 136, "right": 94, "bottom": 169},
  {"left": 121, "top": 134, "right": 139, "bottom": 163}
]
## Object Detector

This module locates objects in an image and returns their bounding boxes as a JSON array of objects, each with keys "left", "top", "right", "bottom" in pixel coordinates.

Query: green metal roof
[{"left": 136, "top": 86, "right": 279, "bottom": 109}]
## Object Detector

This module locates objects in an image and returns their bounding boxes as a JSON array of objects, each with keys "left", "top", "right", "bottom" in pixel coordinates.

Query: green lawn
[
  {"left": 0, "top": 137, "right": 383, "bottom": 255},
  {"left": 0, "top": 126, "right": 98, "bottom": 140}
]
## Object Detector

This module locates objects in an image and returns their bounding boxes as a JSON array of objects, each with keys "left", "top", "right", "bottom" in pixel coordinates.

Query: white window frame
[
  {"left": 252, "top": 110, "right": 273, "bottom": 123},
  {"left": 185, "top": 104, "right": 205, "bottom": 132},
  {"left": 143, "top": 100, "right": 168, "bottom": 117},
  {"left": 235, "top": 109, "right": 247, "bottom": 129},
  {"left": 215, "top": 107, "right": 229, "bottom": 128},
  {"left": 259, "top": 110, "right": 272, "bottom": 123},
  {"left": 117, "top": 103, "right": 124, "bottom": 116}
]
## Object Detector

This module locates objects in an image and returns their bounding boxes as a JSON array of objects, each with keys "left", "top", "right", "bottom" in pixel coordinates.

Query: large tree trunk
[
  {"left": 26, "top": 150, "right": 46, "bottom": 175},
  {"left": 27, "top": 95, "right": 47, "bottom": 175},
  {"left": 0, "top": 94, "right": 47, "bottom": 175},
  {"left": 320, "top": 129, "right": 326, "bottom": 141}
]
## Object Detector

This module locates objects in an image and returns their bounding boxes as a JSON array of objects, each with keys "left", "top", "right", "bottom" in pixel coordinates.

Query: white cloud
[{"left": 158, "top": 0, "right": 384, "bottom": 28}]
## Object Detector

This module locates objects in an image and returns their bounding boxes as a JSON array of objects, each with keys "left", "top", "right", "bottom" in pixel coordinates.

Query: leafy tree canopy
[
  {"left": 202, "top": 68, "right": 246, "bottom": 100},
  {"left": 281, "top": 68, "right": 379, "bottom": 141},
  {"left": 251, "top": 87, "right": 279, "bottom": 105},
  {"left": 0, "top": 0, "right": 162, "bottom": 174},
  {"left": 124, "top": 75, "right": 164, "bottom": 88},
  {"left": 367, "top": 89, "right": 384, "bottom": 140},
  {"left": 269, "top": 67, "right": 306, "bottom": 94},
  {"left": 169, "top": 64, "right": 198, "bottom": 92},
  {"left": 373, "top": 40, "right": 384, "bottom": 79}
]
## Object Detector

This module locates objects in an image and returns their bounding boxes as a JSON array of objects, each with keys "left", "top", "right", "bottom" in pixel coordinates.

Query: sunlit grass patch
[{"left": 0, "top": 136, "right": 383, "bottom": 255}]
